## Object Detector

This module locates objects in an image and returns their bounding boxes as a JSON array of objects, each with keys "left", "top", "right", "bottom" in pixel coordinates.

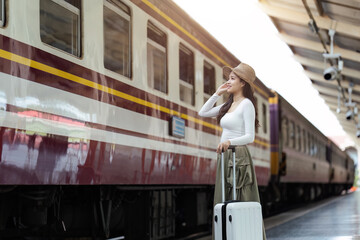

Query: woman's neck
[{"left": 233, "top": 93, "right": 245, "bottom": 103}]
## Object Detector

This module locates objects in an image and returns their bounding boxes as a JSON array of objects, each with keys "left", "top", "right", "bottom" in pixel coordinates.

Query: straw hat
[{"left": 223, "top": 62, "right": 256, "bottom": 86}]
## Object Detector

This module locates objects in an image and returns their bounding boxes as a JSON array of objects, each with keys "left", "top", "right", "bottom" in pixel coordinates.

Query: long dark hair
[{"left": 216, "top": 80, "right": 260, "bottom": 130}]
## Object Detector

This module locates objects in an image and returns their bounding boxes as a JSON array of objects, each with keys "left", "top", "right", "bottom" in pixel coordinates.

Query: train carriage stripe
[
  {"left": 0, "top": 48, "right": 223, "bottom": 131},
  {"left": 0, "top": 124, "right": 271, "bottom": 185},
  {"left": 0, "top": 34, "right": 222, "bottom": 135},
  {"left": 0, "top": 47, "right": 270, "bottom": 148},
  {"left": 4, "top": 103, "right": 217, "bottom": 152}
]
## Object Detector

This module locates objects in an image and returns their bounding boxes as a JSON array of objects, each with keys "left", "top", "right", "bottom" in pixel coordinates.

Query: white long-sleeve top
[{"left": 198, "top": 94, "right": 255, "bottom": 145}]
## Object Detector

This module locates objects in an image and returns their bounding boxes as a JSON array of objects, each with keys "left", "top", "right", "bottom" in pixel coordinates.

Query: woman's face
[{"left": 226, "top": 71, "right": 244, "bottom": 94}]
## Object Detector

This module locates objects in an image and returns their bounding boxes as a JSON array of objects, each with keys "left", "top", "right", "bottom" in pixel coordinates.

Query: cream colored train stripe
[{"left": 0, "top": 48, "right": 270, "bottom": 147}]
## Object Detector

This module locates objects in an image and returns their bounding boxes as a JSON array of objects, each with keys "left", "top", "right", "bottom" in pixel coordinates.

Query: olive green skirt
[{"left": 212, "top": 145, "right": 267, "bottom": 240}]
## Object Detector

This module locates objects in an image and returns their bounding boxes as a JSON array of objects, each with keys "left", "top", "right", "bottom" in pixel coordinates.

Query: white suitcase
[{"left": 214, "top": 147, "right": 263, "bottom": 240}]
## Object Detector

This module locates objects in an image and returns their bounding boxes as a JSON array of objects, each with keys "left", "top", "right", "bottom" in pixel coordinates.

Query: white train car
[{"left": 0, "top": 0, "right": 272, "bottom": 238}]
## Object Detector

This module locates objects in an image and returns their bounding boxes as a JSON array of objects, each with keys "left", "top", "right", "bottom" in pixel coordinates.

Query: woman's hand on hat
[
  {"left": 215, "top": 83, "right": 228, "bottom": 96},
  {"left": 216, "top": 140, "right": 231, "bottom": 153}
]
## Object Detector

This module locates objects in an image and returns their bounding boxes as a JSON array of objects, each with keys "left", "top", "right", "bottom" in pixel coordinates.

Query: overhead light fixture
[
  {"left": 322, "top": 29, "right": 343, "bottom": 81},
  {"left": 346, "top": 109, "right": 353, "bottom": 120},
  {"left": 323, "top": 66, "right": 338, "bottom": 81},
  {"left": 356, "top": 129, "right": 360, "bottom": 138},
  {"left": 345, "top": 82, "right": 356, "bottom": 114}
]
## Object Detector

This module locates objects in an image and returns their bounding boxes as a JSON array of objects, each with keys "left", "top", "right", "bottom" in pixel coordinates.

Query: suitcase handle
[{"left": 221, "top": 146, "right": 236, "bottom": 202}]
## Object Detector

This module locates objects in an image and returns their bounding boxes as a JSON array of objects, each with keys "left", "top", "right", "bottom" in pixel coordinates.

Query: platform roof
[{"left": 259, "top": 0, "right": 360, "bottom": 145}]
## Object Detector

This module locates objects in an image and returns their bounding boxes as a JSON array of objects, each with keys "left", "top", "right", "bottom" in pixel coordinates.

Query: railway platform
[
  {"left": 265, "top": 189, "right": 360, "bottom": 240},
  {"left": 265, "top": 190, "right": 360, "bottom": 240},
  {"left": 198, "top": 189, "right": 360, "bottom": 240}
]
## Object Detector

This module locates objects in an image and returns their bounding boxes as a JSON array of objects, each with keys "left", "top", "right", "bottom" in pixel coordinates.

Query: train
[
  {"left": 269, "top": 93, "right": 355, "bottom": 210},
  {"left": 0, "top": 0, "right": 354, "bottom": 239}
]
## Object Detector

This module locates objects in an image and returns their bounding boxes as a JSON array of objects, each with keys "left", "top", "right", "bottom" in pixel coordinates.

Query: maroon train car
[{"left": 269, "top": 92, "right": 354, "bottom": 206}]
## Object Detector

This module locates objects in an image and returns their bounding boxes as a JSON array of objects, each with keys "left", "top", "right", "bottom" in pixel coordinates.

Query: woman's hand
[
  {"left": 217, "top": 140, "right": 231, "bottom": 153},
  {"left": 215, "top": 83, "right": 228, "bottom": 96}
]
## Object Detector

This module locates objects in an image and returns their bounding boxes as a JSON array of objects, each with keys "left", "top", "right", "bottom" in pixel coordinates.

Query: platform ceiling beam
[
  {"left": 312, "top": 0, "right": 324, "bottom": 16},
  {"left": 322, "top": 95, "right": 352, "bottom": 106},
  {"left": 304, "top": 71, "right": 360, "bottom": 93},
  {"left": 329, "top": 105, "right": 348, "bottom": 113},
  {"left": 279, "top": 32, "right": 360, "bottom": 62},
  {"left": 312, "top": 84, "right": 360, "bottom": 103},
  {"left": 294, "top": 55, "right": 360, "bottom": 80},
  {"left": 258, "top": 0, "right": 360, "bottom": 39}
]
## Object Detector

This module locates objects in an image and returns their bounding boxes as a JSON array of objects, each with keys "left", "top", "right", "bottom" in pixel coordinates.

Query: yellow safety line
[
  {"left": 0, "top": 49, "right": 270, "bottom": 147},
  {"left": 142, "top": 0, "right": 269, "bottom": 98}
]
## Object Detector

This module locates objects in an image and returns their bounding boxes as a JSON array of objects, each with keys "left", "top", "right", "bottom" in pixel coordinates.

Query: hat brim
[{"left": 223, "top": 66, "right": 255, "bottom": 87}]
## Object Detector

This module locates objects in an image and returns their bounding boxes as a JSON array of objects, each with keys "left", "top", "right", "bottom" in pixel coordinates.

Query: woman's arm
[
  {"left": 199, "top": 82, "right": 229, "bottom": 118},
  {"left": 198, "top": 94, "right": 223, "bottom": 117},
  {"left": 229, "top": 100, "right": 255, "bottom": 145}
]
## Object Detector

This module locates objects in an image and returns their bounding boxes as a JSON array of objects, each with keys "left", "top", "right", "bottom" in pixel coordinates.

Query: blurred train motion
[{"left": 0, "top": 0, "right": 355, "bottom": 239}]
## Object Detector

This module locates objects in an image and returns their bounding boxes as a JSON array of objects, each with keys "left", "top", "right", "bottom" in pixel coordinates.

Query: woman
[{"left": 198, "top": 62, "right": 266, "bottom": 239}]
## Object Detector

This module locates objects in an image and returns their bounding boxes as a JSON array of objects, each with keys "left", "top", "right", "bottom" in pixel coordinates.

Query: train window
[
  {"left": 325, "top": 144, "right": 330, "bottom": 162},
  {"left": 310, "top": 135, "right": 313, "bottom": 156},
  {"left": 307, "top": 132, "right": 311, "bottom": 155},
  {"left": 320, "top": 143, "right": 325, "bottom": 160},
  {"left": 203, "top": 61, "right": 215, "bottom": 103},
  {"left": 302, "top": 129, "right": 307, "bottom": 153},
  {"left": 0, "top": 0, "right": 5, "bottom": 27},
  {"left": 262, "top": 103, "right": 267, "bottom": 134},
  {"left": 104, "top": 0, "right": 132, "bottom": 78},
  {"left": 309, "top": 134, "right": 314, "bottom": 156},
  {"left": 289, "top": 120, "right": 295, "bottom": 149},
  {"left": 324, "top": 145, "right": 327, "bottom": 160},
  {"left": 147, "top": 22, "right": 168, "bottom": 93},
  {"left": 40, "top": 0, "right": 81, "bottom": 57},
  {"left": 281, "top": 117, "right": 288, "bottom": 146},
  {"left": 255, "top": 97, "right": 258, "bottom": 134},
  {"left": 296, "top": 125, "right": 301, "bottom": 151},
  {"left": 319, "top": 142, "right": 323, "bottom": 159},
  {"left": 179, "top": 44, "right": 195, "bottom": 105}
]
